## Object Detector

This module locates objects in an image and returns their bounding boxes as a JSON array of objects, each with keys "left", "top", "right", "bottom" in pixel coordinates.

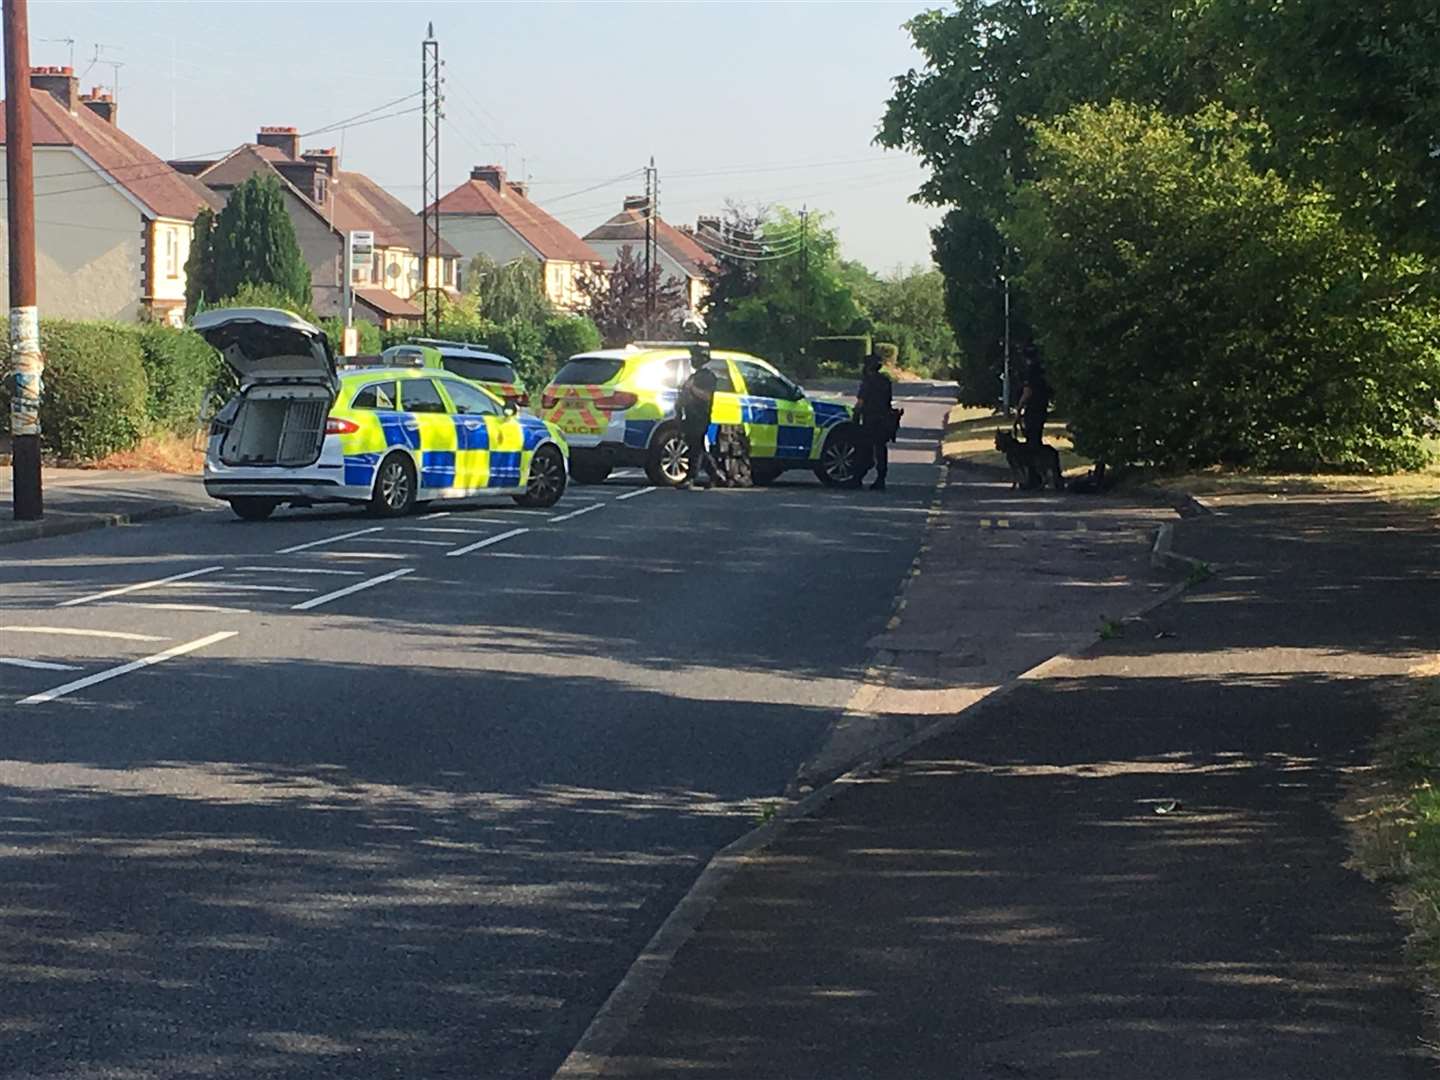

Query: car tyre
[
  {"left": 752, "top": 462, "right": 784, "bottom": 486},
  {"left": 229, "top": 497, "right": 278, "bottom": 521},
  {"left": 369, "top": 452, "right": 418, "bottom": 517},
  {"left": 645, "top": 423, "right": 689, "bottom": 487},
  {"left": 815, "top": 428, "right": 861, "bottom": 487},
  {"left": 569, "top": 453, "right": 612, "bottom": 485},
  {"left": 515, "top": 444, "right": 567, "bottom": 508}
]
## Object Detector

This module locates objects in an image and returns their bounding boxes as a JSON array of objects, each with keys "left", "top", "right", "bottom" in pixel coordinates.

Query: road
[{"left": 0, "top": 386, "right": 951, "bottom": 1079}]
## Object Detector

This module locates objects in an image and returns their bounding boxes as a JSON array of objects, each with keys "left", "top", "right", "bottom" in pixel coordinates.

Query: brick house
[
  {"left": 584, "top": 196, "right": 716, "bottom": 318},
  {"left": 0, "top": 66, "right": 218, "bottom": 325}
]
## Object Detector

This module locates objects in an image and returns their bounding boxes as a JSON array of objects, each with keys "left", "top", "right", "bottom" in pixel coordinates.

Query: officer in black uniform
[
  {"left": 854, "top": 353, "right": 894, "bottom": 491},
  {"left": 676, "top": 365, "right": 722, "bottom": 489}
]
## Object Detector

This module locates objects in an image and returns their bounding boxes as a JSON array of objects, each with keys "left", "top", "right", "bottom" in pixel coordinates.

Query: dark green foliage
[
  {"left": 466, "top": 255, "right": 554, "bottom": 324},
  {"left": 574, "top": 245, "right": 687, "bottom": 347},
  {"left": 211, "top": 282, "right": 316, "bottom": 322},
  {"left": 1011, "top": 103, "right": 1440, "bottom": 472},
  {"left": 212, "top": 174, "right": 312, "bottom": 310},
  {"left": 185, "top": 208, "right": 217, "bottom": 317},
  {"left": 136, "top": 325, "right": 223, "bottom": 433},
  {"left": 31, "top": 322, "right": 148, "bottom": 460},
  {"left": 542, "top": 315, "right": 602, "bottom": 367},
  {"left": 319, "top": 318, "right": 382, "bottom": 357},
  {"left": 874, "top": 342, "right": 900, "bottom": 368},
  {"left": 810, "top": 336, "right": 870, "bottom": 370}
]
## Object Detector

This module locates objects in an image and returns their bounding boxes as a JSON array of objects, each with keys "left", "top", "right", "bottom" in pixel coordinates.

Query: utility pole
[
  {"left": 6, "top": 0, "right": 42, "bottom": 520},
  {"left": 799, "top": 205, "right": 809, "bottom": 364},
  {"left": 420, "top": 23, "right": 441, "bottom": 336},
  {"left": 1001, "top": 248, "right": 1012, "bottom": 415},
  {"left": 643, "top": 156, "right": 655, "bottom": 338}
]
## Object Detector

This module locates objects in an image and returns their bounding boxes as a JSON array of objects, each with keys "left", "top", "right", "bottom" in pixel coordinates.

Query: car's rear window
[
  {"left": 442, "top": 356, "right": 516, "bottom": 384},
  {"left": 553, "top": 357, "right": 624, "bottom": 386}
]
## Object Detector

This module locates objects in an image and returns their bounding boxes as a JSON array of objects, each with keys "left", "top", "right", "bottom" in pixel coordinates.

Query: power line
[{"left": 299, "top": 91, "right": 421, "bottom": 139}]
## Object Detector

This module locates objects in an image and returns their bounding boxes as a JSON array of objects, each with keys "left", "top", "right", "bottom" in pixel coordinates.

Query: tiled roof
[
  {"left": 0, "top": 89, "right": 211, "bottom": 220},
  {"left": 584, "top": 208, "right": 717, "bottom": 279},
  {"left": 333, "top": 171, "right": 457, "bottom": 257},
  {"left": 355, "top": 287, "right": 422, "bottom": 318},
  {"left": 433, "top": 178, "right": 602, "bottom": 263}
]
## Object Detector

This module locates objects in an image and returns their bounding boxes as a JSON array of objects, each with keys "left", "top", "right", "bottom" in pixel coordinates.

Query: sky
[{"left": 15, "top": 0, "right": 944, "bottom": 271}]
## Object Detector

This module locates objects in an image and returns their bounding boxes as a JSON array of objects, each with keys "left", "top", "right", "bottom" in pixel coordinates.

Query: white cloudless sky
[{"left": 15, "top": 0, "right": 943, "bottom": 271}]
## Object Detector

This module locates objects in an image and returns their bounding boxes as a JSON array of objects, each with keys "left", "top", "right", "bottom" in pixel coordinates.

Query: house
[
  {"left": 584, "top": 196, "right": 717, "bottom": 317},
  {"left": 430, "top": 165, "right": 603, "bottom": 309},
  {"left": 0, "top": 66, "right": 218, "bottom": 325},
  {"left": 174, "top": 127, "right": 459, "bottom": 328}
]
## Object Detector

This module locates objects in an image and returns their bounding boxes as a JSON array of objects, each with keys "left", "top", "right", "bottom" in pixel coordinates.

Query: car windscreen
[
  {"left": 553, "top": 357, "right": 624, "bottom": 386},
  {"left": 442, "top": 356, "right": 516, "bottom": 384}
]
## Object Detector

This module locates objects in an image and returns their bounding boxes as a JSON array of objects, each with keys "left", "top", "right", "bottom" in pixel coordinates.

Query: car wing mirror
[{"left": 503, "top": 402, "right": 518, "bottom": 417}]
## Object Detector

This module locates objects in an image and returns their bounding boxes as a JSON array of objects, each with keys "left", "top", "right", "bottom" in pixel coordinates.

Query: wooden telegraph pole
[{"left": 5, "top": 0, "right": 42, "bottom": 520}]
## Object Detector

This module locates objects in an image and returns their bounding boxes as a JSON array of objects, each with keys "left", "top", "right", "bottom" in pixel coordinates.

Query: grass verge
[
  {"left": 1344, "top": 669, "right": 1440, "bottom": 978},
  {"left": 942, "top": 405, "right": 1095, "bottom": 475},
  {"left": 89, "top": 431, "right": 205, "bottom": 474}
]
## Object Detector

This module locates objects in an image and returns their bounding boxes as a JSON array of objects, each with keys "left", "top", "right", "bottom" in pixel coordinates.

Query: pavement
[
  {"left": 0, "top": 466, "right": 213, "bottom": 544},
  {"left": 585, "top": 490, "right": 1440, "bottom": 1078}
]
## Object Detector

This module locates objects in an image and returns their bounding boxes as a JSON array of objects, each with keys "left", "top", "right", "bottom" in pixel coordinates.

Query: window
[
  {"left": 442, "top": 355, "right": 516, "bottom": 385},
  {"left": 704, "top": 359, "right": 736, "bottom": 393},
  {"left": 165, "top": 230, "right": 179, "bottom": 279},
  {"left": 734, "top": 359, "right": 799, "bottom": 400},
  {"left": 634, "top": 356, "right": 689, "bottom": 391},
  {"left": 400, "top": 378, "right": 447, "bottom": 414},
  {"left": 443, "top": 379, "right": 501, "bottom": 416},
  {"left": 352, "top": 381, "right": 398, "bottom": 410},
  {"left": 553, "top": 357, "right": 624, "bottom": 386}
]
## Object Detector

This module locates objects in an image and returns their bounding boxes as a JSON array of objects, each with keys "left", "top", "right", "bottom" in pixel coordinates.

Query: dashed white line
[
  {"left": 57, "top": 566, "right": 223, "bottom": 608},
  {"left": 350, "top": 537, "right": 452, "bottom": 547},
  {"left": 551, "top": 503, "right": 605, "bottom": 524},
  {"left": 291, "top": 568, "right": 415, "bottom": 611},
  {"left": 235, "top": 566, "right": 364, "bottom": 576},
  {"left": 18, "top": 631, "right": 238, "bottom": 706},
  {"left": 396, "top": 526, "right": 489, "bottom": 535},
  {"left": 112, "top": 602, "right": 252, "bottom": 614},
  {"left": 0, "top": 657, "right": 81, "bottom": 672},
  {"left": 321, "top": 552, "right": 407, "bottom": 561},
  {"left": 275, "top": 527, "right": 384, "bottom": 554},
  {"left": 446, "top": 527, "right": 530, "bottom": 557},
  {"left": 615, "top": 486, "right": 658, "bottom": 502},
  {"left": 163, "top": 581, "right": 315, "bottom": 594},
  {"left": 0, "top": 626, "right": 168, "bottom": 642}
]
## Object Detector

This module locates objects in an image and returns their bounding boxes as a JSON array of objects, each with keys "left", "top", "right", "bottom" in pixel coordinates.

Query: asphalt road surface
[{"left": 0, "top": 386, "right": 952, "bottom": 1080}]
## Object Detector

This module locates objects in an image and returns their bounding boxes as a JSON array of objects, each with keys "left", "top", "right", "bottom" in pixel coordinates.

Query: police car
[
  {"left": 381, "top": 339, "right": 530, "bottom": 413},
  {"left": 540, "top": 343, "right": 860, "bottom": 486},
  {"left": 198, "top": 308, "right": 568, "bottom": 520}
]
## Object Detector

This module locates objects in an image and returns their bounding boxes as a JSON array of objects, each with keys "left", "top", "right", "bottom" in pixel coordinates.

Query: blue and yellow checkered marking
[
  {"left": 776, "top": 426, "right": 814, "bottom": 458},
  {"left": 421, "top": 450, "right": 456, "bottom": 489}
]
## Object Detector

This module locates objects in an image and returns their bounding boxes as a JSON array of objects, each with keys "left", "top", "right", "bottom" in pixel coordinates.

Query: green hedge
[
  {"left": 874, "top": 341, "right": 900, "bottom": 367},
  {"left": 811, "top": 335, "right": 871, "bottom": 370},
  {"left": 137, "top": 325, "right": 223, "bottom": 433}
]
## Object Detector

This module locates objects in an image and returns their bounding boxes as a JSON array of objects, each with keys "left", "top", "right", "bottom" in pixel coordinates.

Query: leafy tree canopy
[{"left": 210, "top": 173, "right": 312, "bottom": 311}]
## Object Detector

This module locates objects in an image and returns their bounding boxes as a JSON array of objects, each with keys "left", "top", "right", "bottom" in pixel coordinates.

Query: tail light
[
  {"left": 595, "top": 391, "right": 637, "bottom": 410},
  {"left": 541, "top": 391, "right": 559, "bottom": 409},
  {"left": 325, "top": 417, "right": 360, "bottom": 435},
  {"left": 514, "top": 391, "right": 531, "bottom": 408}
]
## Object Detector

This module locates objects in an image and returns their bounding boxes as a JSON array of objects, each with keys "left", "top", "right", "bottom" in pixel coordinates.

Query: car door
[
  {"left": 441, "top": 378, "right": 523, "bottom": 489},
  {"left": 438, "top": 377, "right": 502, "bottom": 493},
  {"left": 397, "top": 376, "right": 459, "bottom": 493},
  {"left": 731, "top": 358, "right": 814, "bottom": 460}
]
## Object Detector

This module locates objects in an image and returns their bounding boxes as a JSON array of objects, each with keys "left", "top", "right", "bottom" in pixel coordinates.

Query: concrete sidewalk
[
  {"left": 579, "top": 489, "right": 1438, "bottom": 1078},
  {"left": 0, "top": 467, "right": 210, "bottom": 545}
]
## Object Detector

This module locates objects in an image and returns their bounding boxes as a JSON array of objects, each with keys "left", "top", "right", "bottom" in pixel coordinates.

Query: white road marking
[
  {"left": 57, "top": 566, "right": 223, "bottom": 608},
  {"left": 235, "top": 566, "right": 364, "bottom": 576},
  {"left": 0, "top": 626, "right": 167, "bottom": 642},
  {"left": 162, "top": 581, "right": 315, "bottom": 594},
  {"left": 291, "top": 568, "right": 414, "bottom": 611},
  {"left": 0, "top": 657, "right": 81, "bottom": 672},
  {"left": 446, "top": 527, "right": 530, "bottom": 557},
  {"left": 349, "top": 537, "right": 451, "bottom": 547},
  {"left": 551, "top": 503, "right": 605, "bottom": 524},
  {"left": 615, "top": 486, "right": 658, "bottom": 502},
  {"left": 612, "top": 469, "right": 640, "bottom": 479},
  {"left": 396, "top": 526, "right": 491, "bottom": 535},
  {"left": 112, "top": 602, "right": 252, "bottom": 614},
  {"left": 321, "top": 552, "right": 406, "bottom": 561},
  {"left": 275, "top": 527, "right": 384, "bottom": 554},
  {"left": 18, "top": 631, "right": 238, "bottom": 706},
  {"left": 422, "top": 511, "right": 450, "bottom": 519}
]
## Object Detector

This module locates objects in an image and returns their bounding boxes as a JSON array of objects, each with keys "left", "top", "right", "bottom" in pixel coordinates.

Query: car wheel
[
  {"left": 515, "top": 445, "right": 567, "bottom": 508},
  {"left": 369, "top": 452, "right": 417, "bottom": 517},
  {"left": 569, "top": 453, "right": 612, "bottom": 485},
  {"left": 229, "top": 497, "right": 278, "bottom": 521},
  {"left": 645, "top": 423, "right": 689, "bottom": 487},
  {"left": 752, "top": 462, "right": 784, "bottom": 486},
  {"left": 815, "top": 429, "right": 861, "bottom": 487}
]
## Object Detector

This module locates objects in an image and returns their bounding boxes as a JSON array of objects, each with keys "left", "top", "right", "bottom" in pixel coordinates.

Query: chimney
[
  {"left": 470, "top": 164, "right": 506, "bottom": 192},
  {"left": 507, "top": 180, "right": 529, "bottom": 199},
  {"left": 80, "top": 86, "right": 117, "bottom": 126},
  {"left": 256, "top": 125, "right": 301, "bottom": 160},
  {"left": 302, "top": 147, "right": 339, "bottom": 179},
  {"left": 30, "top": 66, "right": 78, "bottom": 113},
  {"left": 623, "top": 194, "right": 651, "bottom": 213}
]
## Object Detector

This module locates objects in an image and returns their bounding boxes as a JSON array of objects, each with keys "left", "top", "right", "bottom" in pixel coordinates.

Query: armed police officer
[
  {"left": 853, "top": 352, "right": 894, "bottom": 491},
  {"left": 677, "top": 364, "right": 724, "bottom": 489}
]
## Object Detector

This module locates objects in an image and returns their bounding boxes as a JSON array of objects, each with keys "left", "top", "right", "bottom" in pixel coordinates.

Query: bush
[
  {"left": 811, "top": 335, "right": 871, "bottom": 370},
  {"left": 542, "top": 315, "right": 602, "bottom": 365},
  {"left": 1, "top": 321, "right": 149, "bottom": 461},
  {"left": 319, "top": 318, "right": 382, "bottom": 358},
  {"left": 874, "top": 341, "right": 901, "bottom": 368},
  {"left": 211, "top": 282, "right": 317, "bottom": 323},
  {"left": 137, "top": 325, "right": 222, "bottom": 433}
]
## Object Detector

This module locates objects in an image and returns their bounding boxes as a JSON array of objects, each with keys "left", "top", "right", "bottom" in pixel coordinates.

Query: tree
[
  {"left": 466, "top": 254, "right": 554, "bottom": 324},
  {"left": 211, "top": 173, "right": 312, "bottom": 310},
  {"left": 573, "top": 245, "right": 686, "bottom": 347},
  {"left": 184, "top": 208, "right": 217, "bottom": 317},
  {"left": 1009, "top": 102, "right": 1440, "bottom": 472},
  {"left": 862, "top": 266, "right": 958, "bottom": 379}
]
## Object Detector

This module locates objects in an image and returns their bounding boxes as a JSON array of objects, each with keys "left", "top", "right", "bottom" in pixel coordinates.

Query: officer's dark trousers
[
  {"left": 860, "top": 420, "right": 888, "bottom": 482},
  {"left": 684, "top": 425, "right": 720, "bottom": 484}
]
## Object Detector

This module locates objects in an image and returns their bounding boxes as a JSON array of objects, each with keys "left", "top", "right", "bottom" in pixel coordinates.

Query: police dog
[{"left": 995, "top": 429, "right": 1064, "bottom": 491}]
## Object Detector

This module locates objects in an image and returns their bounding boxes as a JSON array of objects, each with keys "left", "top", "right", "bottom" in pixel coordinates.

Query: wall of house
[
  {"left": 280, "top": 188, "right": 344, "bottom": 318},
  {"left": 439, "top": 215, "right": 538, "bottom": 274},
  {"left": 0, "top": 146, "right": 143, "bottom": 320},
  {"left": 144, "top": 218, "right": 193, "bottom": 325}
]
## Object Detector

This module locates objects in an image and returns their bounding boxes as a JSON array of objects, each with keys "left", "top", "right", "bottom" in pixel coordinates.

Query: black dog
[{"left": 995, "top": 429, "right": 1064, "bottom": 491}]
